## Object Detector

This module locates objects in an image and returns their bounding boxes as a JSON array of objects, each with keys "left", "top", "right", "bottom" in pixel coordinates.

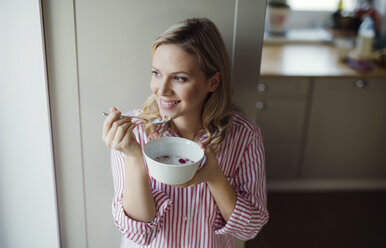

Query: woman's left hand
[{"left": 176, "top": 145, "right": 222, "bottom": 187}]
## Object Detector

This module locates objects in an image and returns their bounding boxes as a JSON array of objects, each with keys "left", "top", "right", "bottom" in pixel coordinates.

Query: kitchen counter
[
  {"left": 260, "top": 43, "right": 386, "bottom": 78},
  {"left": 233, "top": 42, "right": 386, "bottom": 191}
]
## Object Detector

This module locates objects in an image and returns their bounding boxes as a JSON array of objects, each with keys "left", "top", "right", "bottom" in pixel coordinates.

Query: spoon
[{"left": 102, "top": 112, "right": 171, "bottom": 125}]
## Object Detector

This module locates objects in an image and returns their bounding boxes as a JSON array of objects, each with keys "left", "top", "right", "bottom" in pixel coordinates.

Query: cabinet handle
[
  {"left": 256, "top": 101, "right": 265, "bottom": 110},
  {"left": 354, "top": 79, "right": 367, "bottom": 88},
  {"left": 257, "top": 83, "right": 268, "bottom": 92}
]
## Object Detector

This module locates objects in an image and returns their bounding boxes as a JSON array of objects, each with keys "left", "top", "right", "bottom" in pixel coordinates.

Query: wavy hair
[{"left": 142, "top": 18, "right": 233, "bottom": 151}]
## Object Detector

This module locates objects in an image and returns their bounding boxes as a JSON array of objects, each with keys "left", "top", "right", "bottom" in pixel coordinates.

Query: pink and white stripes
[{"left": 111, "top": 111, "right": 269, "bottom": 248}]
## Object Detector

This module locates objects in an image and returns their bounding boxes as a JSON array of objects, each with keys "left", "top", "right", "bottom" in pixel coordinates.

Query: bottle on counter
[
  {"left": 355, "top": 15, "right": 375, "bottom": 60},
  {"left": 332, "top": 0, "right": 343, "bottom": 30},
  {"left": 354, "top": 0, "right": 381, "bottom": 38}
]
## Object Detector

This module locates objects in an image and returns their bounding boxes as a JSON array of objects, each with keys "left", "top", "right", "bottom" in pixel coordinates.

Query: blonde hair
[{"left": 143, "top": 18, "right": 232, "bottom": 151}]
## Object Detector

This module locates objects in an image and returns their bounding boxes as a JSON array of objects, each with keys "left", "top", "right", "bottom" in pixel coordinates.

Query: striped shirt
[{"left": 111, "top": 111, "right": 269, "bottom": 248}]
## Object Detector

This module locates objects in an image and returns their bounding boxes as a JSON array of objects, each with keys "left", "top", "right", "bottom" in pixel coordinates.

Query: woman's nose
[{"left": 158, "top": 78, "right": 172, "bottom": 95}]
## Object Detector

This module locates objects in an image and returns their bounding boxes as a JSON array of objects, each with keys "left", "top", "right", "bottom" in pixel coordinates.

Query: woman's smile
[{"left": 159, "top": 99, "right": 181, "bottom": 109}]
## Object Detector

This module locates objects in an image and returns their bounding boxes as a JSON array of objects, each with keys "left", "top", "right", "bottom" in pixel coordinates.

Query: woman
[{"left": 102, "top": 18, "right": 268, "bottom": 248}]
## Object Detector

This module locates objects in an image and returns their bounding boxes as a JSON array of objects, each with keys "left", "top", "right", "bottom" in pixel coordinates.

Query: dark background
[{"left": 246, "top": 191, "right": 386, "bottom": 248}]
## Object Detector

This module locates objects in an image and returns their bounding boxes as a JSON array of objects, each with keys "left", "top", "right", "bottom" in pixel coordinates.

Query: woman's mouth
[{"left": 160, "top": 99, "right": 181, "bottom": 109}]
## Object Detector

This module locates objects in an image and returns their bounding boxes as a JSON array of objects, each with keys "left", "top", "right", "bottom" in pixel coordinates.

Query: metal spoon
[{"left": 102, "top": 112, "right": 171, "bottom": 125}]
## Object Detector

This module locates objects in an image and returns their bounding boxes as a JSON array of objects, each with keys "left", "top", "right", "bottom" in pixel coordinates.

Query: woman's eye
[
  {"left": 151, "top": 70, "right": 161, "bottom": 77},
  {"left": 174, "top": 76, "right": 188, "bottom": 82}
]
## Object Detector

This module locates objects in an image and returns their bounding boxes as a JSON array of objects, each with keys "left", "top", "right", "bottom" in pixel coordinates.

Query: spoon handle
[{"left": 102, "top": 112, "right": 148, "bottom": 121}]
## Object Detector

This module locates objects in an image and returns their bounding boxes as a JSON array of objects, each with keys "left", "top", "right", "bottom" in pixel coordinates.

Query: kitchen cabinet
[
  {"left": 303, "top": 77, "right": 386, "bottom": 179},
  {"left": 255, "top": 76, "right": 386, "bottom": 185},
  {"left": 256, "top": 78, "right": 310, "bottom": 179},
  {"left": 254, "top": 43, "right": 386, "bottom": 189}
]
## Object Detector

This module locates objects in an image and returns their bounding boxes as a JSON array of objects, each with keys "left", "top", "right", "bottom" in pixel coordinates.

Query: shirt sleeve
[
  {"left": 215, "top": 127, "right": 269, "bottom": 240},
  {"left": 110, "top": 149, "right": 173, "bottom": 246}
]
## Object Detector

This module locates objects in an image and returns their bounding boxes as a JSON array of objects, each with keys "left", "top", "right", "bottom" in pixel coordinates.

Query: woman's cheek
[{"left": 150, "top": 81, "right": 157, "bottom": 94}]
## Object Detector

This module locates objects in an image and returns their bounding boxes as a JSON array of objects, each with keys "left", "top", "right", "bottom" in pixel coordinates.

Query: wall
[
  {"left": 0, "top": 0, "right": 60, "bottom": 247},
  {"left": 42, "top": 0, "right": 267, "bottom": 247}
]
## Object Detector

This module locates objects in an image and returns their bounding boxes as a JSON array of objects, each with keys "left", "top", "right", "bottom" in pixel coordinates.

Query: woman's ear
[{"left": 208, "top": 72, "right": 221, "bottom": 92}]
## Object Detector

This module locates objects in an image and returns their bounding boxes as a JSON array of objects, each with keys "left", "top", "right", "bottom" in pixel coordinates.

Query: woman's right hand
[{"left": 102, "top": 107, "right": 142, "bottom": 158}]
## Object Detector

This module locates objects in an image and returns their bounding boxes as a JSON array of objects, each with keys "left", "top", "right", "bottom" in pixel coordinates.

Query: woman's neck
[{"left": 171, "top": 115, "right": 204, "bottom": 141}]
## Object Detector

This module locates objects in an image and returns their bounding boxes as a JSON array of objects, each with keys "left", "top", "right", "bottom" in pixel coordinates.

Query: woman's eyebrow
[
  {"left": 152, "top": 66, "right": 191, "bottom": 75},
  {"left": 172, "top": 71, "right": 191, "bottom": 75}
]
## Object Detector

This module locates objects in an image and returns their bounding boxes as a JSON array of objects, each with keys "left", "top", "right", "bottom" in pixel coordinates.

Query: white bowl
[{"left": 143, "top": 137, "right": 204, "bottom": 185}]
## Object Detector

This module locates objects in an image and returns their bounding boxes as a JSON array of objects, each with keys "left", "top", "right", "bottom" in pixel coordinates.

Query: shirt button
[{"left": 183, "top": 216, "right": 188, "bottom": 221}]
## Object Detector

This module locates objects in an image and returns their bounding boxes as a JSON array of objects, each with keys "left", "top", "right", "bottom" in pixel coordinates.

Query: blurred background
[
  {"left": 246, "top": 0, "right": 386, "bottom": 247},
  {"left": 1, "top": 0, "right": 385, "bottom": 248}
]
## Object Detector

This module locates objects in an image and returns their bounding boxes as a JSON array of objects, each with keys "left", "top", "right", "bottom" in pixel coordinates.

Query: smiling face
[{"left": 151, "top": 44, "right": 219, "bottom": 124}]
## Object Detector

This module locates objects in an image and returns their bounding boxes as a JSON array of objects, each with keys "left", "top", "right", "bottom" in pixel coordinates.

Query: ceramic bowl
[{"left": 143, "top": 137, "right": 204, "bottom": 185}]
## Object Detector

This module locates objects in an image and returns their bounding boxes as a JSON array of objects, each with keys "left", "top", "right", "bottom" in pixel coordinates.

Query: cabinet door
[
  {"left": 258, "top": 98, "right": 308, "bottom": 179},
  {"left": 256, "top": 78, "right": 310, "bottom": 179},
  {"left": 303, "top": 78, "right": 386, "bottom": 179}
]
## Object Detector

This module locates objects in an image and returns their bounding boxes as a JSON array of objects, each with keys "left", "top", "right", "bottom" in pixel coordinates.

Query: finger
[
  {"left": 175, "top": 170, "right": 202, "bottom": 187},
  {"left": 177, "top": 181, "right": 199, "bottom": 188},
  {"left": 105, "top": 118, "right": 132, "bottom": 145},
  {"left": 196, "top": 165, "right": 205, "bottom": 173},
  {"left": 103, "top": 115, "right": 123, "bottom": 143},
  {"left": 110, "top": 106, "right": 118, "bottom": 113},
  {"left": 123, "top": 122, "right": 136, "bottom": 137},
  {"left": 127, "top": 123, "right": 136, "bottom": 134},
  {"left": 120, "top": 122, "right": 138, "bottom": 143},
  {"left": 114, "top": 122, "right": 132, "bottom": 144},
  {"left": 121, "top": 124, "right": 137, "bottom": 144},
  {"left": 175, "top": 181, "right": 194, "bottom": 188},
  {"left": 120, "top": 128, "right": 132, "bottom": 148},
  {"left": 115, "top": 116, "right": 133, "bottom": 126},
  {"left": 103, "top": 110, "right": 121, "bottom": 138},
  {"left": 176, "top": 183, "right": 195, "bottom": 188},
  {"left": 120, "top": 125, "right": 140, "bottom": 154},
  {"left": 174, "top": 178, "right": 193, "bottom": 188}
]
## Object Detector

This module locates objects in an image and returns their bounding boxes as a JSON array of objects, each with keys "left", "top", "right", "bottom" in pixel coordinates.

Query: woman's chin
[{"left": 159, "top": 110, "right": 175, "bottom": 119}]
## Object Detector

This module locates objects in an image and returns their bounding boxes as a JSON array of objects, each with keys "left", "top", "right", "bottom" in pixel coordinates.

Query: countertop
[{"left": 260, "top": 43, "right": 386, "bottom": 78}]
